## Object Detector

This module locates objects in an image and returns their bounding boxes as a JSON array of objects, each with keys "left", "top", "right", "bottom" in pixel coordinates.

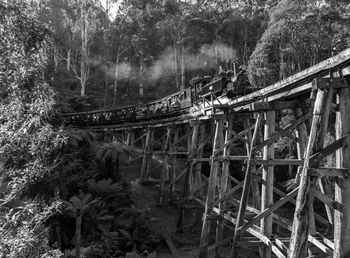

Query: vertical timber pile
[
  {"left": 215, "top": 119, "right": 232, "bottom": 247},
  {"left": 200, "top": 118, "right": 224, "bottom": 254},
  {"left": 195, "top": 123, "right": 206, "bottom": 196},
  {"left": 289, "top": 86, "right": 328, "bottom": 257},
  {"left": 169, "top": 126, "right": 179, "bottom": 201},
  {"left": 233, "top": 113, "right": 262, "bottom": 243},
  {"left": 261, "top": 110, "right": 275, "bottom": 258},
  {"left": 177, "top": 121, "right": 199, "bottom": 229},
  {"left": 334, "top": 86, "right": 350, "bottom": 257},
  {"left": 245, "top": 118, "right": 261, "bottom": 210},
  {"left": 159, "top": 125, "right": 173, "bottom": 205},
  {"left": 141, "top": 127, "right": 153, "bottom": 182},
  {"left": 289, "top": 77, "right": 349, "bottom": 257},
  {"left": 294, "top": 108, "right": 308, "bottom": 188}
]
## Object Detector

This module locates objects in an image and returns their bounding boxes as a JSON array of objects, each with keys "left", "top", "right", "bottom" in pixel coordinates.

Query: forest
[{"left": 0, "top": 0, "right": 350, "bottom": 257}]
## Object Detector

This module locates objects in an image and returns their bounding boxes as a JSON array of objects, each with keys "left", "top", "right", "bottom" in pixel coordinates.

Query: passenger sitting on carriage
[{"left": 174, "top": 94, "right": 181, "bottom": 108}]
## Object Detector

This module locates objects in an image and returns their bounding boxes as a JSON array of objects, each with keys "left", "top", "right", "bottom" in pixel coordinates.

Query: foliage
[
  {"left": 28, "top": 0, "right": 273, "bottom": 109},
  {"left": 87, "top": 178, "right": 123, "bottom": 197},
  {"left": 62, "top": 191, "right": 99, "bottom": 217},
  {"left": 86, "top": 204, "right": 159, "bottom": 258},
  {"left": 248, "top": 0, "right": 350, "bottom": 87},
  {"left": 0, "top": 1, "right": 65, "bottom": 256}
]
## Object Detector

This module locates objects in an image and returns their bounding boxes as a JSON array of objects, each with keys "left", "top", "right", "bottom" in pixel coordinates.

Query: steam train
[{"left": 62, "top": 69, "right": 258, "bottom": 126}]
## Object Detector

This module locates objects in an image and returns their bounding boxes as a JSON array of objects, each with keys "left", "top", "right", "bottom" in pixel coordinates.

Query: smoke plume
[{"left": 98, "top": 43, "right": 237, "bottom": 85}]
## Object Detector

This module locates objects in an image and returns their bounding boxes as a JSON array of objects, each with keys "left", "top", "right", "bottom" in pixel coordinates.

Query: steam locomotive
[{"left": 62, "top": 68, "right": 257, "bottom": 126}]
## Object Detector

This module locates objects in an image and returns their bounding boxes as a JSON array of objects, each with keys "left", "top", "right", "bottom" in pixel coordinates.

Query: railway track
[{"left": 62, "top": 48, "right": 350, "bottom": 130}]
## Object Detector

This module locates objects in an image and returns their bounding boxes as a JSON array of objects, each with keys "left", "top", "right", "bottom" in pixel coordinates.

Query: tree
[
  {"left": 63, "top": 191, "right": 98, "bottom": 258},
  {"left": 108, "top": 16, "right": 132, "bottom": 105},
  {"left": 0, "top": 1, "right": 65, "bottom": 256},
  {"left": 79, "top": 0, "right": 103, "bottom": 96},
  {"left": 248, "top": 0, "right": 350, "bottom": 88}
]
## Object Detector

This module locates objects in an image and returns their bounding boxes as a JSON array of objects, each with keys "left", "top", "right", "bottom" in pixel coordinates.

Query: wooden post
[
  {"left": 141, "top": 128, "right": 152, "bottom": 182},
  {"left": 125, "top": 129, "right": 134, "bottom": 161},
  {"left": 125, "top": 130, "right": 131, "bottom": 146},
  {"left": 244, "top": 119, "right": 255, "bottom": 204},
  {"left": 200, "top": 119, "right": 224, "bottom": 251},
  {"left": 159, "top": 126, "right": 173, "bottom": 205},
  {"left": 177, "top": 121, "right": 199, "bottom": 230},
  {"left": 215, "top": 119, "right": 232, "bottom": 250},
  {"left": 334, "top": 87, "right": 350, "bottom": 258},
  {"left": 187, "top": 124, "right": 195, "bottom": 192},
  {"left": 245, "top": 118, "right": 261, "bottom": 211},
  {"left": 233, "top": 113, "right": 262, "bottom": 243},
  {"left": 260, "top": 110, "right": 275, "bottom": 258},
  {"left": 169, "top": 126, "right": 179, "bottom": 202},
  {"left": 195, "top": 123, "right": 206, "bottom": 197},
  {"left": 289, "top": 88, "right": 327, "bottom": 258},
  {"left": 317, "top": 85, "right": 335, "bottom": 225},
  {"left": 295, "top": 107, "right": 308, "bottom": 184},
  {"left": 147, "top": 129, "right": 154, "bottom": 178}
]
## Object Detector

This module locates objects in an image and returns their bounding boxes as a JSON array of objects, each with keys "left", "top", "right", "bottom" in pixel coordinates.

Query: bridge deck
[{"left": 63, "top": 48, "right": 350, "bottom": 130}]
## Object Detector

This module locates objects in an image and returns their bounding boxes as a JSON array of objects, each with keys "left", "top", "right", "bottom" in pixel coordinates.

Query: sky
[{"left": 100, "top": 0, "right": 122, "bottom": 20}]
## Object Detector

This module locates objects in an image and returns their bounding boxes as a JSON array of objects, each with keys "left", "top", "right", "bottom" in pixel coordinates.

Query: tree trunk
[
  {"left": 67, "top": 48, "right": 71, "bottom": 71},
  {"left": 334, "top": 88, "right": 350, "bottom": 257},
  {"left": 53, "top": 42, "right": 59, "bottom": 71},
  {"left": 113, "top": 47, "right": 120, "bottom": 105},
  {"left": 180, "top": 44, "right": 185, "bottom": 90},
  {"left": 174, "top": 42, "right": 179, "bottom": 90},
  {"left": 139, "top": 57, "right": 144, "bottom": 96},
  {"left": 56, "top": 225, "right": 61, "bottom": 249},
  {"left": 80, "top": 3, "right": 90, "bottom": 97},
  {"left": 104, "top": 71, "right": 108, "bottom": 107},
  {"left": 214, "top": 44, "right": 218, "bottom": 68},
  {"left": 76, "top": 211, "right": 81, "bottom": 258}
]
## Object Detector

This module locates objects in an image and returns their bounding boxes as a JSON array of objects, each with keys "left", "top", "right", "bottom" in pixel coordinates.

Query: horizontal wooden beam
[
  {"left": 308, "top": 167, "right": 350, "bottom": 178},
  {"left": 151, "top": 151, "right": 189, "bottom": 155},
  {"left": 256, "top": 159, "right": 304, "bottom": 166},
  {"left": 249, "top": 101, "right": 299, "bottom": 111},
  {"left": 314, "top": 77, "right": 347, "bottom": 89},
  {"left": 216, "top": 156, "right": 303, "bottom": 165}
]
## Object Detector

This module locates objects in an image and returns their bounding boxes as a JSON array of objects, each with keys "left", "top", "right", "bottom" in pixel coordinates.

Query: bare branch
[{"left": 58, "top": 53, "right": 81, "bottom": 80}]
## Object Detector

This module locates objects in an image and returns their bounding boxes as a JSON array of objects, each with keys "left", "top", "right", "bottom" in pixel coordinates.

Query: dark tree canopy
[
  {"left": 248, "top": 0, "right": 350, "bottom": 87},
  {"left": 0, "top": 1, "right": 64, "bottom": 256}
]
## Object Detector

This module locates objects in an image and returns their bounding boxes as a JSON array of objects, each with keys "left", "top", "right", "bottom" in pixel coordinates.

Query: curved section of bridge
[{"left": 63, "top": 49, "right": 350, "bottom": 258}]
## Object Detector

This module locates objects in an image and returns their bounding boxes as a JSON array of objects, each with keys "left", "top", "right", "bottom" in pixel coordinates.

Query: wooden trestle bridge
[{"left": 63, "top": 48, "right": 350, "bottom": 258}]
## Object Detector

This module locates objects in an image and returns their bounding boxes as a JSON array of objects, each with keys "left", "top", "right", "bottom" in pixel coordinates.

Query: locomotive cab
[
  {"left": 226, "top": 68, "right": 253, "bottom": 98},
  {"left": 190, "top": 76, "right": 212, "bottom": 102}
]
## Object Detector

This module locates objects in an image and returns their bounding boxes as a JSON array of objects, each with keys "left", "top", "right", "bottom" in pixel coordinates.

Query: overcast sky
[{"left": 100, "top": 0, "right": 121, "bottom": 20}]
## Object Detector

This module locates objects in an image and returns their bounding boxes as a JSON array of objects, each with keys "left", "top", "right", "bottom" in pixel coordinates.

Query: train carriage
[{"left": 62, "top": 67, "right": 255, "bottom": 126}]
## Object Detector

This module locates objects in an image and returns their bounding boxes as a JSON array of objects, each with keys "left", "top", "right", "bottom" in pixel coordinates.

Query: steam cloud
[{"left": 100, "top": 43, "right": 237, "bottom": 85}]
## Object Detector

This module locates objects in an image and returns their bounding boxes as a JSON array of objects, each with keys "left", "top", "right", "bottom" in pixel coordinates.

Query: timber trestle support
[
  {"left": 62, "top": 49, "right": 350, "bottom": 258},
  {"left": 99, "top": 77, "right": 350, "bottom": 258}
]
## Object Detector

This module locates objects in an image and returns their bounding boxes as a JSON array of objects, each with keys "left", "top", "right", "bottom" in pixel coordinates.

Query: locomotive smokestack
[{"left": 233, "top": 62, "right": 237, "bottom": 76}]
